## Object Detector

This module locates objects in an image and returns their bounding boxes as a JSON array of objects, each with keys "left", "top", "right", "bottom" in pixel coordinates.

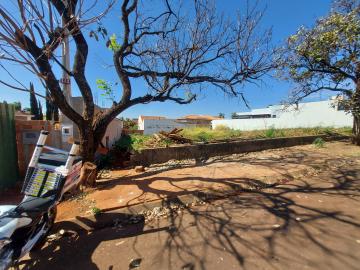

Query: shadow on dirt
[{"left": 20, "top": 164, "right": 360, "bottom": 269}]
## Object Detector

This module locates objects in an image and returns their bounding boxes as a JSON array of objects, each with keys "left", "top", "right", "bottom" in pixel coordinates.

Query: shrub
[
  {"left": 265, "top": 127, "right": 276, "bottom": 138},
  {"left": 197, "top": 131, "right": 213, "bottom": 142},
  {"left": 91, "top": 207, "right": 102, "bottom": 215},
  {"left": 313, "top": 137, "right": 325, "bottom": 147},
  {"left": 114, "top": 134, "right": 132, "bottom": 151}
]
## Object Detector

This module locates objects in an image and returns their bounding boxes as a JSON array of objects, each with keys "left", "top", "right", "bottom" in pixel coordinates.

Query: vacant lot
[
  {"left": 117, "top": 127, "right": 352, "bottom": 151},
  {"left": 23, "top": 140, "right": 360, "bottom": 270}
]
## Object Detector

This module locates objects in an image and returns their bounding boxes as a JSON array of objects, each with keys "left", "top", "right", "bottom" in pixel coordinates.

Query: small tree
[
  {"left": 12, "top": 102, "right": 21, "bottom": 111},
  {"left": 279, "top": 0, "right": 360, "bottom": 144},
  {"left": 53, "top": 105, "right": 59, "bottom": 122},
  {"left": 29, "top": 83, "right": 39, "bottom": 120},
  {"left": 218, "top": 113, "right": 225, "bottom": 119},
  {"left": 38, "top": 100, "right": 43, "bottom": 120},
  {"left": 121, "top": 118, "right": 138, "bottom": 130},
  {"left": 46, "top": 91, "right": 53, "bottom": 121},
  {"left": 231, "top": 112, "right": 239, "bottom": 119}
]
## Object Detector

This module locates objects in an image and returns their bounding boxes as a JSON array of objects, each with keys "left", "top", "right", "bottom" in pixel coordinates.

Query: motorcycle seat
[{"left": 16, "top": 196, "right": 56, "bottom": 214}]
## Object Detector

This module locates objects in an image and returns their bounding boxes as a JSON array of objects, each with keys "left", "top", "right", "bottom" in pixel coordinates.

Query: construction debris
[
  {"left": 134, "top": 165, "right": 145, "bottom": 173},
  {"left": 155, "top": 128, "right": 193, "bottom": 144}
]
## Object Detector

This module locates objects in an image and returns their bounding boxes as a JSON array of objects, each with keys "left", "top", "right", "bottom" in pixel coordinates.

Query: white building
[
  {"left": 138, "top": 115, "right": 166, "bottom": 131},
  {"left": 138, "top": 115, "right": 221, "bottom": 135},
  {"left": 212, "top": 99, "right": 353, "bottom": 131},
  {"left": 138, "top": 115, "right": 186, "bottom": 135}
]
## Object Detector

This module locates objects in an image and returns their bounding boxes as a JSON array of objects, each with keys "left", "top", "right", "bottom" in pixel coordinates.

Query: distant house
[
  {"left": 138, "top": 115, "right": 166, "bottom": 130},
  {"left": 212, "top": 98, "right": 353, "bottom": 131},
  {"left": 15, "top": 111, "right": 33, "bottom": 121},
  {"left": 61, "top": 97, "right": 123, "bottom": 149},
  {"left": 177, "top": 115, "right": 222, "bottom": 128},
  {"left": 138, "top": 114, "right": 222, "bottom": 135},
  {"left": 232, "top": 108, "right": 276, "bottom": 119},
  {"left": 138, "top": 115, "right": 186, "bottom": 135}
]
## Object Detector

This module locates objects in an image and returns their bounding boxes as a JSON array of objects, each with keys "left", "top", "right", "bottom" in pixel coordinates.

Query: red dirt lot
[
  {"left": 56, "top": 141, "right": 360, "bottom": 221},
  {"left": 20, "top": 140, "right": 360, "bottom": 270}
]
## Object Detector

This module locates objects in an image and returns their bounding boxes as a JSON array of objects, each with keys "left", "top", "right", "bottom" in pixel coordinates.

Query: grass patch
[
  {"left": 115, "top": 126, "right": 351, "bottom": 151},
  {"left": 313, "top": 137, "right": 325, "bottom": 147},
  {"left": 91, "top": 207, "right": 102, "bottom": 215},
  {"left": 181, "top": 126, "right": 242, "bottom": 142}
]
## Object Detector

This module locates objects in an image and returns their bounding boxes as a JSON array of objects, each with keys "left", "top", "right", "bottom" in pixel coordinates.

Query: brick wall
[{"left": 15, "top": 120, "right": 62, "bottom": 176}]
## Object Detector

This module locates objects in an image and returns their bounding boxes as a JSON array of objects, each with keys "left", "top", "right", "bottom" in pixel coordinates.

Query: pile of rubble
[
  {"left": 153, "top": 128, "right": 192, "bottom": 144},
  {"left": 141, "top": 199, "right": 207, "bottom": 223}
]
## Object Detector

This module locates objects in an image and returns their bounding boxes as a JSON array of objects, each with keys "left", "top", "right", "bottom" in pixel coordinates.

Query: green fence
[{"left": 0, "top": 102, "right": 19, "bottom": 190}]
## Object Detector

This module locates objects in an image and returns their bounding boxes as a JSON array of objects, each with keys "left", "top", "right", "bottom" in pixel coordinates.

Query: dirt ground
[
  {"left": 56, "top": 141, "right": 360, "bottom": 221},
  {"left": 19, "top": 140, "right": 360, "bottom": 269}
]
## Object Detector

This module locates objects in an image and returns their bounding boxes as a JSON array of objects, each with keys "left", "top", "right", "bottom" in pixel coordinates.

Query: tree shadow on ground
[
  {"left": 93, "top": 148, "right": 359, "bottom": 212},
  {"left": 19, "top": 212, "right": 168, "bottom": 270},
  {"left": 19, "top": 165, "right": 360, "bottom": 270},
  {"left": 149, "top": 167, "right": 360, "bottom": 269}
]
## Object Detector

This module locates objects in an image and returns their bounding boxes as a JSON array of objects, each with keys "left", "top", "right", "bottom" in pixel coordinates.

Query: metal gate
[{"left": 0, "top": 102, "right": 19, "bottom": 189}]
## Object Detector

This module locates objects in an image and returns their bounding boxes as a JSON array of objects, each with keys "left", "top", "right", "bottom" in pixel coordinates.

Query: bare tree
[{"left": 0, "top": 0, "right": 275, "bottom": 164}]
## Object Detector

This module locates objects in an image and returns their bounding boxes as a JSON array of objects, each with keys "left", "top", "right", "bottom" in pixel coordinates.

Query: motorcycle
[{"left": 0, "top": 131, "right": 82, "bottom": 270}]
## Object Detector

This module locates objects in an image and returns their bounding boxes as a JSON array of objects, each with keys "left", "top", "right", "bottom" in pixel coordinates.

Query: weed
[
  {"left": 313, "top": 137, "right": 325, "bottom": 147},
  {"left": 197, "top": 131, "right": 213, "bottom": 142},
  {"left": 162, "top": 138, "right": 173, "bottom": 147},
  {"left": 91, "top": 207, "right": 102, "bottom": 215},
  {"left": 265, "top": 127, "right": 276, "bottom": 138},
  {"left": 214, "top": 125, "right": 231, "bottom": 131},
  {"left": 113, "top": 127, "right": 350, "bottom": 151}
]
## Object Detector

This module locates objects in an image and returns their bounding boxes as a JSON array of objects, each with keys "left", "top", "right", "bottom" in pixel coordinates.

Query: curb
[{"left": 52, "top": 189, "right": 235, "bottom": 234}]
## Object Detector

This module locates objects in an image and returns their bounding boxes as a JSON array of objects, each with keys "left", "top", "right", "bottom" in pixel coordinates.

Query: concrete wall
[
  {"left": 130, "top": 135, "right": 348, "bottom": 166},
  {"left": 142, "top": 119, "right": 187, "bottom": 135},
  {"left": 213, "top": 100, "right": 353, "bottom": 131}
]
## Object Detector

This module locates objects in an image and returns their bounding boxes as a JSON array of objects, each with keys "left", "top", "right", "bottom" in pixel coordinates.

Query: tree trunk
[
  {"left": 353, "top": 115, "right": 360, "bottom": 145},
  {"left": 79, "top": 162, "right": 97, "bottom": 188},
  {"left": 352, "top": 82, "right": 360, "bottom": 146},
  {"left": 78, "top": 124, "right": 98, "bottom": 187},
  {"left": 79, "top": 124, "right": 97, "bottom": 162},
  {"left": 77, "top": 122, "right": 110, "bottom": 187}
]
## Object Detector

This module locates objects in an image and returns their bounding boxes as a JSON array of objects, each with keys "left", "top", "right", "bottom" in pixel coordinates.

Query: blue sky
[{"left": 0, "top": 0, "right": 333, "bottom": 119}]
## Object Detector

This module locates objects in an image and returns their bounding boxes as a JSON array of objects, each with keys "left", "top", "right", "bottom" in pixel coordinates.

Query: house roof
[
  {"left": 139, "top": 115, "right": 166, "bottom": 120},
  {"left": 15, "top": 111, "right": 32, "bottom": 116},
  {"left": 178, "top": 115, "right": 222, "bottom": 121}
]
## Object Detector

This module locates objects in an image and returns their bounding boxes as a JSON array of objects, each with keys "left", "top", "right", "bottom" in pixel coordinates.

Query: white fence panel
[{"left": 212, "top": 101, "right": 353, "bottom": 131}]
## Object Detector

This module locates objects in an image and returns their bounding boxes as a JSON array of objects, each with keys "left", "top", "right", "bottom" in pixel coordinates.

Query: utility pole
[
  {"left": 60, "top": 18, "right": 73, "bottom": 148},
  {"left": 61, "top": 18, "right": 72, "bottom": 104}
]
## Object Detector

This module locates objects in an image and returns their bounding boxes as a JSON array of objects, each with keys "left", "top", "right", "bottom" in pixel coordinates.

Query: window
[
  {"left": 25, "top": 132, "right": 37, "bottom": 139},
  {"left": 63, "top": 128, "right": 70, "bottom": 134}
]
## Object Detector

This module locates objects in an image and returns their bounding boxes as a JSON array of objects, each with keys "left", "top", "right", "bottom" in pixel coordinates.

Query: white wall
[
  {"left": 143, "top": 119, "right": 187, "bottom": 135},
  {"left": 138, "top": 116, "right": 145, "bottom": 130},
  {"left": 212, "top": 100, "right": 353, "bottom": 131},
  {"left": 103, "top": 119, "right": 123, "bottom": 148}
]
